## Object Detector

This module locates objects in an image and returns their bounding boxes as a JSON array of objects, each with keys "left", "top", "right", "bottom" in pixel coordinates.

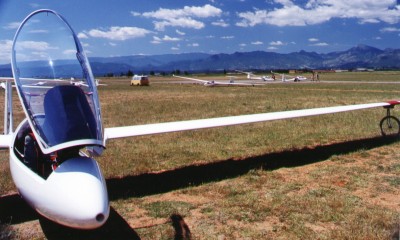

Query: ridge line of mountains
[
  {"left": 88, "top": 44, "right": 400, "bottom": 75},
  {"left": 0, "top": 44, "right": 399, "bottom": 77}
]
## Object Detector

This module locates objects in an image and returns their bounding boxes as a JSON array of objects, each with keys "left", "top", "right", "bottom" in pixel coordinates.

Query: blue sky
[{"left": 0, "top": 0, "right": 399, "bottom": 64}]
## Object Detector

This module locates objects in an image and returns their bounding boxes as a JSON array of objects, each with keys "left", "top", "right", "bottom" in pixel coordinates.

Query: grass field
[{"left": 1, "top": 71, "right": 399, "bottom": 239}]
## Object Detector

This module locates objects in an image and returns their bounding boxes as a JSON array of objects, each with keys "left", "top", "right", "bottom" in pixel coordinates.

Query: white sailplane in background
[
  {"left": 1, "top": 77, "right": 106, "bottom": 89},
  {"left": 0, "top": 9, "right": 399, "bottom": 230},
  {"left": 70, "top": 78, "right": 107, "bottom": 87},
  {"left": 235, "top": 70, "right": 275, "bottom": 81},
  {"left": 272, "top": 71, "right": 308, "bottom": 82},
  {"left": 173, "top": 75, "right": 258, "bottom": 87}
]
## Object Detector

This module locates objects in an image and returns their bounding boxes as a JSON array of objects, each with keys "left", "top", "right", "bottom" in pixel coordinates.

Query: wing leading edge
[{"left": 104, "top": 101, "right": 397, "bottom": 143}]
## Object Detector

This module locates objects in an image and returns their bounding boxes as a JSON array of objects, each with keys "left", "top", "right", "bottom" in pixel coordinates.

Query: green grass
[
  {"left": 98, "top": 75, "right": 399, "bottom": 178},
  {"left": 1, "top": 71, "right": 400, "bottom": 239},
  {"left": 143, "top": 201, "right": 194, "bottom": 219}
]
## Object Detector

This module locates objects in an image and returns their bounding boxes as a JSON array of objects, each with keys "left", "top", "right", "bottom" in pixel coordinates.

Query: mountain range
[{"left": 0, "top": 44, "right": 399, "bottom": 77}]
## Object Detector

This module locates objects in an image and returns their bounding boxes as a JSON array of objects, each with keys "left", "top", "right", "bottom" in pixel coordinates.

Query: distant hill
[
  {"left": 0, "top": 45, "right": 399, "bottom": 77},
  {"left": 0, "top": 64, "right": 12, "bottom": 77},
  {"left": 88, "top": 44, "right": 400, "bottom": 74}
]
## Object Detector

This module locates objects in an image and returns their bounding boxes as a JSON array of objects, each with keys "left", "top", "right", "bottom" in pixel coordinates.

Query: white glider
[
  {"left": 1, "top": 9, "right": 399, "bottom": 230},
  {"left": 235, "top": 70, "right": 275, "bottom": 81},
  {"left": 173, "top": 75, "right": 258, "bottom": 87}
]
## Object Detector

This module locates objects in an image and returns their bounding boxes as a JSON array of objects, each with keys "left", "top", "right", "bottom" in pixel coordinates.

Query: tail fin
[
  {"left": 2, "top": 79, "right": 13, "bottom": 135},
  {"left": 0, "top": 78, "right": 14, "bottom": 148}
]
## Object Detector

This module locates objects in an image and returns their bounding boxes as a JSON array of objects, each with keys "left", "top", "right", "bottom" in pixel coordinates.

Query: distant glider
[
  {"left": 173, "top": 75, "right": 258, "bottom": 87},
  {"left": 272, "top": 71, "right": 308, "bottom": 82},
  {"left": 235, "top": 70, "right": 275, "bottom": 81}
]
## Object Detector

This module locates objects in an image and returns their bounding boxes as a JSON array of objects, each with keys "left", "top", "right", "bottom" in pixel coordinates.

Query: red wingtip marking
[{"left": 386, "top": 100, "right": 400, "bottom": 105}]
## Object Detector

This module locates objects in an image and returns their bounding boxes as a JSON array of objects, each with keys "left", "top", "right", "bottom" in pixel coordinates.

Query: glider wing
[{"left": 104, "top": 101, "right": 396, "bottom": 142}]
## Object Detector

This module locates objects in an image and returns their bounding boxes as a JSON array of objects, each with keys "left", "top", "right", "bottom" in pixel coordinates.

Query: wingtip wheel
[{"left": 380, "top": 102, "right": 400, "bottom": 137}]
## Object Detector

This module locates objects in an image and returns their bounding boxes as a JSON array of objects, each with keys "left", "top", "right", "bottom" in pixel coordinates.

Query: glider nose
[{"left": 44, "top": 157, "right": 110, "bottom": 229}]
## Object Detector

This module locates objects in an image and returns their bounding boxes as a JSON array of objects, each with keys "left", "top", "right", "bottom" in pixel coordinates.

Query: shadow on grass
[
  {"left": 106, "top": 136, "right": 398, "bottom": 199},
  {"left": 39, "top": 207, "right": 140, "bottom": 240},
  {"left": 0, "top": 196, "right": 139, "bottom": 240},
  {"left": 0, "top": 136, "right": 397, "bottom": 236}
]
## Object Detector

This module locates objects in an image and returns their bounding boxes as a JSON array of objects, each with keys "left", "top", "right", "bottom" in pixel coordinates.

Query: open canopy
[{"left": 11, "top": 9, "right": 103, "bottom": 154}]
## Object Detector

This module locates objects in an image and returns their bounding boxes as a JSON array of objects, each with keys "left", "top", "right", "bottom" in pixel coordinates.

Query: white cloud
[
  {"left": 360, "top": 19, "right": 380, "bottom": 24},
  {"left": 221, "top": 36, "right": 234, "bottom": 39},
  {"left": 143, "top": 4, "right": 222, "bottom": 19},
  {"left": 267, "top": 46, "right": 278, "bottom": 50},
  {"left": 138, "top": 4, "right": 222, "bottom": 31},
  {"left": 176, "top": 30, "right": 186, "bottom": 35},
  {"left": 151, "top": 35, "right": 181, "bottom": 44},
  {"left": 130, "top": 11, "right": 141, "bottom": 17},
  {"left": 78, "top": 32, "right": 89, "bottom": 39},
  {"left": 87, "top": 26, "right": 151, "bottom": 41},
  {"left": 212, "top": 19, "right": 229, "bottom": 27},
  {"left": 16, "top": 41, "right": 58, "bottom": 51},
  {"left": 380, "top": 27, "right": 400, "bottom": 32},
  {"left": 251, "top": 41, "right": 263, "bottom": 45},
  {"left": 188, "top": 43, "right": 199, "bottom": 47},
  {"left": 270, "top": 40, "right": 284, "bottom": 46},
  {"left": 275, "top": 0, "right": 295, "bottom": 7},
  {"left": 3, "top": 22, "right": 21, "bottom": 30},
  {"left": 310, "top": 42, "right": 329, "bottom": 46},
  {"left": 307, "top": 37, "right": 328, "bottom": 46},
  {"left": 151, "top": 36, "right": 162, "bottom": 44},
  {"left": 0, "top": 40, "right": 12, "bottom": 64},
  {"left": 63, "top": 49, "right": 77, "bottom": 55},
  {"left": 236, "top": 0, "right": 400, "bottom": 27},
  {"left": 236, "top": 10, "right": 269, "bottom": 27},
  {"left": 8, "top": 41, "right": 59, "bottom": 62},
  {"left": 161, "top": 35, "right": 181, "bottom": 41},
  {"left": 154, "top": 18, "right": 205, "bottom": 31}
]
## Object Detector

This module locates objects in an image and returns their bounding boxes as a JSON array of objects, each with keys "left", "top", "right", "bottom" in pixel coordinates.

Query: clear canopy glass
[{"left": 12, "top": 9, "right": 103, "bottom": 154}]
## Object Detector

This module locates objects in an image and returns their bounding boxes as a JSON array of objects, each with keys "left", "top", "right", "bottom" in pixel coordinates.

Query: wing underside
[{"left": 104, "top": 102, "right": 395, "bottom": 142}]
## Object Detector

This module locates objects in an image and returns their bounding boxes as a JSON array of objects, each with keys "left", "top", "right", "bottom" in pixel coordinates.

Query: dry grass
[{"left": 1, "top": 72, "right": 400, "bottom": 239}]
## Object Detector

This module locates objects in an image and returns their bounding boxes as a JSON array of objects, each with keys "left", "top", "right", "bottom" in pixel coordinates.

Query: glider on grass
[
  {"left": 235, "top": 70, "right": 275, "bottom": 82},
  {"left": 173, "top": 75, "right": 258, "bottom": 87},
  {"left": 0, "top": 9, "right": 399, "bottom": 230},
  {"left": 272, "top": 71, "right": 308, "bottom": 82}
]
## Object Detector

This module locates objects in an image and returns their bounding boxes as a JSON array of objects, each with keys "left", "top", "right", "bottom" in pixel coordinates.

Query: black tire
[{"left": 380, "top": 116, "right": 400, "bottom": 137}]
